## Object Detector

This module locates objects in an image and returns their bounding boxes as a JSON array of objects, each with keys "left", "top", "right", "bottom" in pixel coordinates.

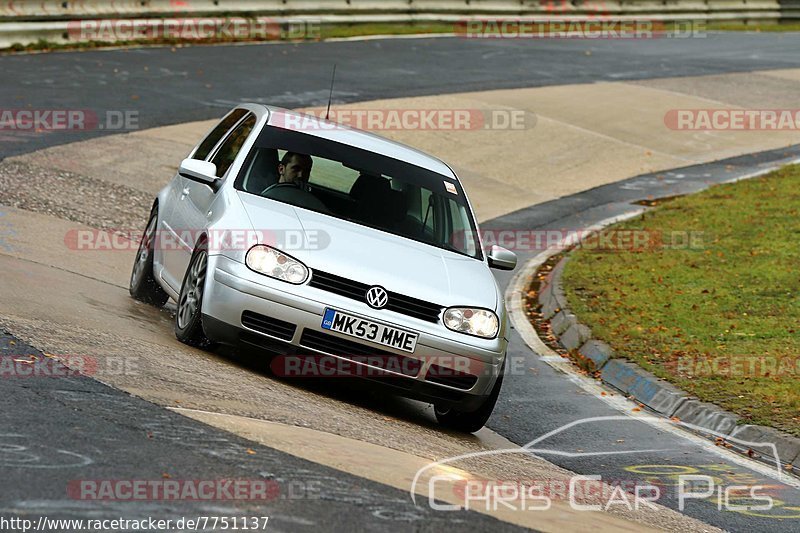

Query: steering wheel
[
  {"left": 261, "top": 182, "right": 303, "bottom": 195},
  {"left": 259, "top": 180, "right": 329, "bottom": 214}
]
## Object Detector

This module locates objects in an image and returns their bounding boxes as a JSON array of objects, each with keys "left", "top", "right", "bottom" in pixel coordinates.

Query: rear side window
[
  {"left": 210, "top": 114, "right": 257, "bottom": 177},
  {"left": 192, "top": 108, "right": 248, "bottom": 160}
]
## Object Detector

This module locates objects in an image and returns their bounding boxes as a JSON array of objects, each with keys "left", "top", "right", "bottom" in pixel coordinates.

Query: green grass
[
  {"left": 707, "top": 21, "right": 800, "bottom": 32},
  {"left": 561, "top": 165, "right": 800, "bottom": 437},
  {"left": 2, "top": 22, "right": 454, "bottom": 54},
  {"left": 320, "top": 22, "right": 454, "bottom": 39}
]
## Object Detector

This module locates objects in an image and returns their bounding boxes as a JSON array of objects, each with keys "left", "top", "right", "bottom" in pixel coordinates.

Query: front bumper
[{"left": 202, "top": 255, "right": 507, "bottom": 410}]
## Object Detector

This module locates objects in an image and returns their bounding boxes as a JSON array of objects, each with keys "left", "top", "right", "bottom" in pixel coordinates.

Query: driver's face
[{"left": 279, "top": 155, "right": 312, "bottom": 184}]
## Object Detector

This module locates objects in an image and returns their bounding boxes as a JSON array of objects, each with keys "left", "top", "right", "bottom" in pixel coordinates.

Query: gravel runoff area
[{"left": 0, "top": 159, "right": 152, "bottom": 231}]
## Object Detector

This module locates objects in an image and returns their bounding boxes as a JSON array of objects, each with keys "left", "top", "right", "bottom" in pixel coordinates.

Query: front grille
[
  {"left": 308, "top": 270, "right": 443, "bottom": 323},
  {"left": 425, "top": 363, "right": 478, "bottom": 390},
  {"left": 299, "top": 329, "right": 422, "bottom": 377},
  {"left": 241, "top": 311, "right": 296, "bottom": 341}
]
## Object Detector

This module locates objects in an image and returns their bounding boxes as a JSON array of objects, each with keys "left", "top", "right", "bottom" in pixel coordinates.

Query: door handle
[{"left": 181, "top": 187, "right": 190, "bottom": 197}]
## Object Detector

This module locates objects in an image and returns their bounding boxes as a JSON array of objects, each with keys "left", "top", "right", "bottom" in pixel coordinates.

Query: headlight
[
  {"left": 245, "top": 245, "right": 309, "bottom": 284},
  {"left": 443, "top": 307, "right": 499, "bottom": 339}
]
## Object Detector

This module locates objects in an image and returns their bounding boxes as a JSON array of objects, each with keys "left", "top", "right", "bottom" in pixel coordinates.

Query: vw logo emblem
[{"left": 365, "top": 286, "right": 389, "bottom": 309}]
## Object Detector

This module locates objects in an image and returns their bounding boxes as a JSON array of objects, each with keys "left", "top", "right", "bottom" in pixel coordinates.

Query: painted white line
[
  {"left": 618, "top": 82, "right": 733, "bottom": 108},
  {"left": 505, "top": 196, "right": 800, "bottom": 489},
  {"left": 720, "top": 156, "right": 800, "bottom": 184},
  {"left": 533, "top": 113, "right": 694, "bottom": 163}
]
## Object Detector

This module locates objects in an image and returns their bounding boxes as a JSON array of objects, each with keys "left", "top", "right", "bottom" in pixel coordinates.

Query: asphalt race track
[
  {"left": 2, "top": 32, "right": 800, "bottom": 159},
  {"left": 2, "top": 33, "right": 800, "bottom": 532}
]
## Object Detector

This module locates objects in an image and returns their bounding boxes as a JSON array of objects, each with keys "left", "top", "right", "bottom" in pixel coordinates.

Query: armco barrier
[
  {"left": 0, "top": 1, "right": 794, "bottom": 20},
  {"left": 0, "top": 1, "right": 796, "bottom": 50}
]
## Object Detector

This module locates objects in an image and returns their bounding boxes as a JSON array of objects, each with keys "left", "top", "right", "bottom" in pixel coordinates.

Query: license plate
[{"left": 321, "top": 308, "right": 419, "bottom": 353}]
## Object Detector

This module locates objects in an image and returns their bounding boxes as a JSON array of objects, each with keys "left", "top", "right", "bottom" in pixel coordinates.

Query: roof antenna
[{"left": 325, "top": 64, "right": 337, "bottom": 120}]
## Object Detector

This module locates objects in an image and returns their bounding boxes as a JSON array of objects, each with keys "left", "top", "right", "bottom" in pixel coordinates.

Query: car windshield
[{"left": 234, "top": 125, "right": 482, "bottom": 260}]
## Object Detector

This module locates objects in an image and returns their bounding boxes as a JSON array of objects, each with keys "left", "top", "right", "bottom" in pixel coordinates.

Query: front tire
[
  {"left": 434, "top": 369, "right": 504, "bottom": 433},
  {"left": 175, "top": 243, "right": 211, "bottom": 347},
  {"left": 129, "top": 207, "right": 169, "bottom": 307}
]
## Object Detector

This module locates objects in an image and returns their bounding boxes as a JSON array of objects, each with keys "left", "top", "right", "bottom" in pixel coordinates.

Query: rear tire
[
  {"left": 129, "top": 207, "right": 169, "bottom": 307},
  {"left": 434, "top": 369, "right": 504, "bottom": 433},
  {"left": 175, "top": 243, "right": 211, "bottom": 347}
]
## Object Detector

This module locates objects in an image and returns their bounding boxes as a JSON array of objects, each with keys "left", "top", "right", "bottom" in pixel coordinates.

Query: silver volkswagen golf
[{"left": 130, "top": 104, "right": 517, "bottom": 432}]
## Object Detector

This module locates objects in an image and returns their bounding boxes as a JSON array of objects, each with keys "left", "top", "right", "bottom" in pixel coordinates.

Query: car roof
[{"left": 257, "top": 104, "right": 458, "bottom": 179}]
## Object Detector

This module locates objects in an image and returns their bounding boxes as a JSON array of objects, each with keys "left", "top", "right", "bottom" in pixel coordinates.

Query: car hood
[{"left": 237, "top": 192, "right": 498, "bottom": 310}]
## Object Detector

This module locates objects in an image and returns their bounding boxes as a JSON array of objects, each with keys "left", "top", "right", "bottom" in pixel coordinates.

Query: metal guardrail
[
  {"left": 1, "top": 1, "right": 797, "bottom": 20},
  {"left": 0, "top": 1, "right": 797, "bottom": 49}
]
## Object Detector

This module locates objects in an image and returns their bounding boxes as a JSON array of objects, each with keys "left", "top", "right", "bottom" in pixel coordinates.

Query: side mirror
[
  {"left": 179, "top": 158, "right": 220, "bottom": 191},
  {"left": 487, "top": 245, "right": 517, "bottom": 271}
]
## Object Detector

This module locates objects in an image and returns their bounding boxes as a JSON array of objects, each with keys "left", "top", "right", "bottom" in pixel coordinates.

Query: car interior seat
[{"left": 349, "top": 173, "right": 406, "bottom": 229}]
